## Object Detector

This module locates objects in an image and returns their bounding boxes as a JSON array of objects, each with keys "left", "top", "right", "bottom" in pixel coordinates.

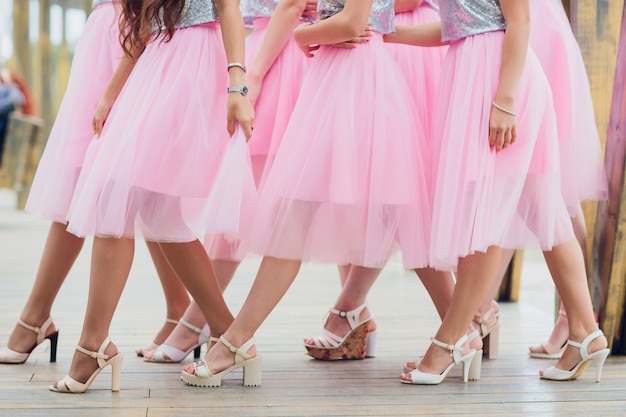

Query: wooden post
[
  {"left": 39, "top": 0, "right": 53, "bottom": 139},
  {"left": 592, "top": 3, "right": 626, "bottom": 354},
  {"left": 12, "top": 0, "right": 30, "bottom": 84}
]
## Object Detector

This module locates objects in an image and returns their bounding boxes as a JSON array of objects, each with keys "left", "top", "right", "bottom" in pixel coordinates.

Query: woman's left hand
[
  {"left": 227, "top": 93, "right": 255, "bottom": 141},
  {"left": 489, "top": 99, "right": 517, "bottom": 152},
  {"left": 294, "top": 24, "right": 320, "bottom": 58}
]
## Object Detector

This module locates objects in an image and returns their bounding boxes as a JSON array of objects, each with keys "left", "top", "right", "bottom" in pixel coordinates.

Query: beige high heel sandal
[
  {"left": 0, "top": 317, "right": 58, "bottom": 364},
  {"left": 181, "top": 335, "right": 262, "bottom": 387},
  {"left": 473, "top": 300, "right": 500, "bottom": 359},
  {"left": 135, "top": 318, "right": 178, "bottom": 357},
  {"left": 49, "top": 337, "right": 123, "bottom": 394}
]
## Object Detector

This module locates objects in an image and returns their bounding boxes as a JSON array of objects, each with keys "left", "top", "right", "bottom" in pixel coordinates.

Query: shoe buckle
[{"left": 338, "top": 311, "right": 347, "bottom": 318}]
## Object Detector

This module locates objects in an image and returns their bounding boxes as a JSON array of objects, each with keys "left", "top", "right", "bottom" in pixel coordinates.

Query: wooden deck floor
[{"left": 1, "top": 188, "right": 626, "bottom": 416}]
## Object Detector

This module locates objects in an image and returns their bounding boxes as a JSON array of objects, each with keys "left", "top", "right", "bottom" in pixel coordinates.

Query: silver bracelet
[
  {"left": 492, "top": 101, "right": 517, "bottom": 117},
  {"left": 227, "top": 62, "right": 247, "bottom": 73}
]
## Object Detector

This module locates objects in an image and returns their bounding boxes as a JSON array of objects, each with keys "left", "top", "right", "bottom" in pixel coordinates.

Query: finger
[
  {"left": 241, "top": 120, "right": 253, "bottom": 142},
  {"left": 510, "top": 125, "right": 517, "bottom": 144},
  {"left": 489, "top": 127, "right": 497, "bottom": 148},
  {"left": 503, "top": 128, "right": 512, "bottom": 149},
  {"left": 496, "top": 130, "right": 504, "bottom": 152},
  {"left": 227, "top": 116, "right": 235, "bottom": 137}
]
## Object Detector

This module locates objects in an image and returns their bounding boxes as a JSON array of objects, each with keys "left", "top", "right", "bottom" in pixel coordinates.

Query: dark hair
[{"left": 119, "top": 0, "right": 186, "bottom": 57}]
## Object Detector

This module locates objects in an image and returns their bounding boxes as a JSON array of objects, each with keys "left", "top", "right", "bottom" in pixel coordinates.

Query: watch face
[{"left": 242, "top": 86, "right": 249, "bottom": 96}]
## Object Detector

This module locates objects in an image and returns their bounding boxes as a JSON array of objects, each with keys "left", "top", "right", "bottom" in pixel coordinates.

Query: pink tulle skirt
[
  {"left": 66, "top": 23, "right": 233, "bottom": 242},
  {"left": 530, "top": 0, "right": 608, "bottom": 213},
  {"left": 25, "top": 2, "right": 122, "bottom": 222},
  {"left": 204, "top": 18, "right": 310, "bottom": 261},
  {"left": 430, "top": 31, "right": 574, "bottom": 271},
  {"left": 248, "top": 35, "right": 432, "bottom": 268},
  {"left": 389, "top": 3, "right": 447, "bottom": 138}
]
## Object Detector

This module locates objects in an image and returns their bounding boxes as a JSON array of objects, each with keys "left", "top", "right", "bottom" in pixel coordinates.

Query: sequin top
[
  {"left": 440, "top": 0, "right": 506, "bottom": 42},
  {"left": 423, "top": 0, "right": 438, "bottom": 10},
  {"left": 152, "top": 0, "right": 219, "bottom": 31},
  {"left": 92, "top": 0, "right": 113, "bottom": 7},
  {"left": 318, "top": 0, "right": 395, "bottom": 34},
  {"left": 240, "top": 0, "right": 316, "bottom": 25}
]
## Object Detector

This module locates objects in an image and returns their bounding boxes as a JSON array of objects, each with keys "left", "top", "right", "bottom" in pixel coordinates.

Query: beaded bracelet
[
  {"left": 492, "top": 101, "right": 517, "bottom": 117},
  {"left": 227, "top": 62, "right": 247, "bottom": 73}
]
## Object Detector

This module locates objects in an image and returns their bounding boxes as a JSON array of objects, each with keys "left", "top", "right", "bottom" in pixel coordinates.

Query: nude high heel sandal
[
  {"left": 540, "top": 330, "right": 610, "bottom": 382},
  {"left": 49, "top": 337, "right": 123, "bottom": 393},
  {"left": 402, "top": 334, "right": 478, "bottom": 385},
  {"left": 181, "top": 335, "right": 262, "bottom": 387},
  {"left": 304, "top": 303, "right": 377, "bottom": 360},
  {"left": 0, "top": 317, "right": 59, "bottom": 364},
  {"left": 473, "top": 301, "right": 499, "bottom": 359}
]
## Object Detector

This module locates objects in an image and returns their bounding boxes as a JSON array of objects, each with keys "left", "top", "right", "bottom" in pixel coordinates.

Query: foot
[
  {"left": 472, "top": 300, "right": 499, "bottom": 337},
  {"left": 539, "top": 332, "right": 608, "bottom": 377},
  {"left": 136, "top": 318, "right": 178, "bottom": 357},
  {"left": 144, "top": 319, "right": 207, "bottom": 361},
  {"left": 400, "top": 336, "right": 474, "bottom": 383},
  {"left": 404, "top": 326, "right": 480, "bottom": 372},
  {"left": 5, "top": 316, "right": 57, "bottom": 354},
  {"left": 303, "top": 304, "right": 376, "bottom": 346},
  {"left": 51, "top": 339, "right": 118, "bottom": 388},
  {"left": 183, "top": 335, "right": 256, "bottom": 376},
  {"left": 529, "top": 310, "right": 568, "bottom": 357}
]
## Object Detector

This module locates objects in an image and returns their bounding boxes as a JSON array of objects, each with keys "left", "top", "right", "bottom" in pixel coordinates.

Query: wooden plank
[
  {"left": 497, "top": 251, "right": 523, "bottom": 302},
  {"left": 592, "top": 2, "right": 626, "bottom": 354},
  {"left": 38, "top": 0, "right": 53, "bottom": 140}
]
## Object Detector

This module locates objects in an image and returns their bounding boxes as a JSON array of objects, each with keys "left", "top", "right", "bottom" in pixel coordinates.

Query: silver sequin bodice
[
  {"left": 176, "top": 0, "right": 219, "bottom": 28},
  {"left": 92, "top": 0, "right": 113, "bottom": 7},
  {"left": 240, "top": 0, "right": 315, "bottom": 25},
  {"left": 423, "top": 0, "right": 438, "bottom": 10},
  {"left": 318, "top": 0, "right": 395, "bottom": 34},
  {"left": 440, "top": 0, "right": 506, "bottom": 42}
]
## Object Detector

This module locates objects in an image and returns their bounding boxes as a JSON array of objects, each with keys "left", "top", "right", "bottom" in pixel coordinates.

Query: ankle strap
[
  {"left": 165, "top": 318, "right": 179, "bottom": 325},
  {"left": 17, "top": 317, "right": 53, "bottom": 345},
  {"left": 219, "top": 335, "right": 255, "bottom": 364},
  {"left": 431, "top": 334, "right": 468, "bottom": 364},
  {"left": 75, "top": 337, "right": 112, "bottom": 369},
  {"left": 179, "top": 318, "right": 206, "bottom": 335},
  {"left": 567, "top": 330, "right": 604, "bottom": 361},
  {"left": 327, "top": 303, "right": 371, "bottom": 331}
]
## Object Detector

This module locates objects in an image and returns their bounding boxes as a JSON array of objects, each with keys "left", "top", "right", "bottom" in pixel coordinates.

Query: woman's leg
[
  {"left": 198, "top": 256, "right": 301, "bottom": 373},
  {"left": 404, "top": 246, "right": 503, "bottom": 380},
  {"left": 140, "top": 241, "right": 190, "bottom": 351},
  {"left": 143, "top": 258, "right": 239, "bottom": 360},
  {"left": 56, "top": 237, "right": 134, "bottom": 385},
  {"left": 541, "top": 240, "right": 606, "bottom": 373},
  {"left": 6, "top": 222, "right": 83, "bottom": 353},
  {"left": 157, "top": 241, "right": 234, "bottom": 339}
]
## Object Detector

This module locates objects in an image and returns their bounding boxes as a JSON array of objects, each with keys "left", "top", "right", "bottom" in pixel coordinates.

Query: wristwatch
[{"left": 227, "top": 85, "right": 248, "bottom": 96}]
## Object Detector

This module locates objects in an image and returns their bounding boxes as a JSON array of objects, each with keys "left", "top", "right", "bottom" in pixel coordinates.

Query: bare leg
[
  {"left": 158, "top": 241, "right": 234, "bottom": 338},
  {"left": 403, "top": 246, "right": 503, "bottom": 380},
  {"left": 56, "top": 237, "right": 134, "bottom": 385},
  {"left": 475, "top": 248, "right": 513, "bottom": 317},
  {"left": 541, "top": 240, "right": 606, "bottom": 373},
  {"left": 304, "top": 266, "right": 381, "bottom": 346},
  {"left": 199, "top": 256, "right": 301, "bottom": 374},
  {"left": 144, "top": 258, "right": 239, "bottom": 360},
  {"left": 7, "top": 222, "right": 83, "bottom": 353},
  {"left": 414, "top": 268, "right": 455, "bottom": 321},
  {"left": 337, "top": 264, "right": 351, "bottom": 287},
  {"left": 140, "top": 241, "right": 190, "bottom": 352}
]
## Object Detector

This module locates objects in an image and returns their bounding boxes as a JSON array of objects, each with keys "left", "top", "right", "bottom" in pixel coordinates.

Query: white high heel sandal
[
  {"left": 402, "top": 334, "right": 478, "bottom": 385},
  {"left": 144, "top": 319, "right": 210, "bottom": 363},
  {"left": 135, "top": 318, "right": 178, "bottom": 357},
  {"left": 540, "top": 330, "right": 610, "bottom": 382},
  {"left": 0, "top": 317, "right": 58, "bottom": 364},
  {"left": 49, "top": 337, "right": 123, "bottom": 393}
]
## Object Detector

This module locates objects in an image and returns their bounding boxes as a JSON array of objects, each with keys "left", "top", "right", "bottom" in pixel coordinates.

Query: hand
[
  {"left": 294, "top": 24, "right": 320, "bottom": 58},
  {"left": 332, "top": 26, "right": 373, "bottom": 49},
  {"left": 489, "top": 100, "right": 517, "bottom": 152},
  {"left": 302, "top": 0, "right": 317, "bottom": 18},
  {"left": 227, "top": 93, "right": 255, "bottom": 141},
  {"left": 246, "top": 73, "right": 262, "bottom": 108},
  {"left": 92, "top": 96, "right": 114, "bottom": 137}
]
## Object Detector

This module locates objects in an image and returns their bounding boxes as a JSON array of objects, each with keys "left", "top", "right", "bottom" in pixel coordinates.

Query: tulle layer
[
  {"left": 67, "top": 23, "right": 234, "bottom": 242},
  {"left": 388, "top": 4, "right": 447, "bottom": 138},
  {"left": 248, "top": 36, "right": 432, "bottom": 268},
  {"left": 25, "top": 2, "right": 122, "bottom": 222},
  {"left": 530, "top": 0, "right": 607, "bottom": 212},
  {"left": 430, "top": 31, "right": 574, "bottom": 271},
  {"left": 204, "top": 18, "right": 310, "bottom": 261}
]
